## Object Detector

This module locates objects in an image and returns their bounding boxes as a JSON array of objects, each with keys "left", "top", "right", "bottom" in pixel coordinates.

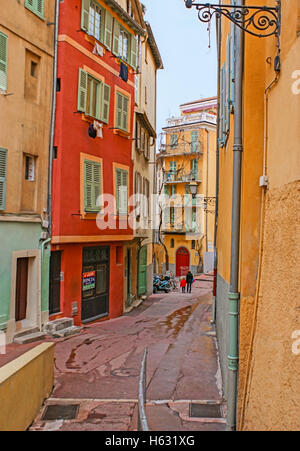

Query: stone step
[
  {"left": 51, "top": 326, "right": 81, "bottom": 339},
  {"left": 14, "top": 327, "right": 40, "bottom": 339},
  {"left": 13, "top": 331, "right": 46, "bottom": 345},
  {"left": 44, "top": 318, "right": 74, "bottom": 335}
]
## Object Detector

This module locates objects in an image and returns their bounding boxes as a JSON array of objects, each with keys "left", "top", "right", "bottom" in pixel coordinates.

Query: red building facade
[{"left": 50, "top": 0, "right": 144, "bottom": 325}]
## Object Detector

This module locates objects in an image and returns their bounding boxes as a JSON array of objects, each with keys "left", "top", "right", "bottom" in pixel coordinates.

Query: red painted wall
[
  {"left": 52, "top": 0, "right": 134, "bottom": 239},
  {"left": 51, "top": 0, "right": 136, "bottom": 324}
]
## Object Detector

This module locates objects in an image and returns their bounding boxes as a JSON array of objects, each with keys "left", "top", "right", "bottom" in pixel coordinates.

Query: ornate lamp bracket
[{"left": 185, "top": 1, "right": 281, "bottom": 40}]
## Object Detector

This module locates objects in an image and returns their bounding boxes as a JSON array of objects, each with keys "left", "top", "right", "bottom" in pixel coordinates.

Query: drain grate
[
  {"left": 189, "top": 403, "right": 222, "bottom": 419},
  {"left": 41, "top": 404, "right": 79, "bottom": 421}
]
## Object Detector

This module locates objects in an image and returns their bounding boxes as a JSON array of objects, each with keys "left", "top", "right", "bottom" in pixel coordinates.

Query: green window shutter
[
  {"left": 225, "top": 35, "right": 231, "bottom": 135},
  {"left": 220, "top": 64, "right": 225, "bottom": 147},
  {"left": 0, "top": 148, "right": 7, "bottom": 210},
  {"left": 191, "top": 159, "right": 198, "bottom": 179},
  {"left": 171, "top": 185, "right": 177, "bottom": 196},
  {"left": 81, "top": 0, "right": 90, "bottom": 32},
  {"left": 191, "top": 131, "right": 199, "bottom": 153},
  {"left": 230, "top": 22, "right": 235, "bottom": 110},
  {"left": 84, "top": 160, "right": 101, "bottom": 212},
  {"left": 170, "top": 161, "right": 177, "bottom": 173},
  {"left": 25, "top": 0, "right": 44, "bottom": 18},
  {"left": 116, "top": 169, "right": 128, "bottom": 215},
  {"left": 95, "top": 81, "right": 102, "bottom": 120},
  {"left": 112, "top": 20, "right": 120, "bottom": 56},
  {"left": 104, "top": 10, "right": 113, "bottom": 49},
  {"left": 130, "top": 35, "right": 137, "bottom": 69},
  {"left": 122, "top": 96, "right": 129, "bottom": 131},
  {"left": 0, "top": 32, "right": 8, "bottom": 91},
  {"left": 77, "top": 69, "right": 88, "bottom": 113},
  {"left": 116, "top": 92, "right": 123, "bottom": 129},
  {"left": 36, "top": 0, "right": 44, "bottom": 17},
  {"left": 170, "top": 134, "right": 178, "bottom": 149},
  {"left": 164, "top": 185, "right": 169, "bottom": 196},
  {"left": 101, "top": 83, "right": 111, "bottom": 123}
]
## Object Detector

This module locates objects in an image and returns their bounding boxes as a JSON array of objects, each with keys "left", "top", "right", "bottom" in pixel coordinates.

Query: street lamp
[{"left": 189, "top": 182, "right": 198, "bottom": 199}]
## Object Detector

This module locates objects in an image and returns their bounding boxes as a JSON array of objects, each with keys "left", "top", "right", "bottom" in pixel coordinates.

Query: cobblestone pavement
[{"left": 29, "top": 276, "right": 226, "bottom": 431}]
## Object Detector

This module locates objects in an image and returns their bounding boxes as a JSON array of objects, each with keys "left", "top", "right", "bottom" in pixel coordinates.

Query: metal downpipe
[{"left": 226, "top": 8, "right": 244, "bottom": 432}]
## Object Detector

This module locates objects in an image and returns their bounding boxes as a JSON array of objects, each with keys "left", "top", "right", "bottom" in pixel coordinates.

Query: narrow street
[{"left": 29, "top": 277, "right": 225, "bottom": 431}]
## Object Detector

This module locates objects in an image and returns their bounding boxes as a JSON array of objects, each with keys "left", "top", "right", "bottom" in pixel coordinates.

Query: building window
[
  {"left": 191, "top": 130, "right": 199, "bottom": 153},
  {"left": 25, "top": 50, "right": 40, "bottom": 103},
  {"left": 116, "top": 168, "right": 129, "bottom": 215},
  {"left": 77, "top": 69, "right": 111, "bottom": 123},
  {"left": 84, "top": 159, "right": 102, "bottom": 212},
  {"left": 118, "top": 28, "right": 130, "bottom": 62},
  {"left": 0, "top": 32, "right": 8, "bottom": 92},
  {"left": 25, "top": 155, "right": 35, "bottom": 181},
  {"left": 170, "top": 134, "right": 178, "bottom": 149},
  {"left": 171, "top": 239, "right": 175, "bottom": 249},
  {"left": 25, "top": 0, "right": 44, "bottom": 19},
  {"left": 115, "top": 91, "right": 129, "bottom": 132},
  {"left": 191, "top": 240, "right": 196, "bottom": 250},
  {"left": 191, "top": 159, "right": 198, "bottom": 180},
  {"left": 0, "top": 148, "right": 7, "bottom": 210},
  {"left": 88, "top": 1, "right": 104, "bottom": 42}
]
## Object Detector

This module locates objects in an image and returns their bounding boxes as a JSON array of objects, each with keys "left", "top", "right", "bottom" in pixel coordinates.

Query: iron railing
[{"left": 137, "top": 348, "right": 149, "bottom": 431}]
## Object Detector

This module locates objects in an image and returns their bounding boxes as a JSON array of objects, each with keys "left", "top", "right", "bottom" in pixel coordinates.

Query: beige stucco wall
[
  {"left": 0, "top": 343, "right": 54, "bottom": 431},
  {"left": 240, "top": 3, "right": 300, "bottom": 429},
  {"left": 0, "top": 0, "right": 55, "bottom": 216}
]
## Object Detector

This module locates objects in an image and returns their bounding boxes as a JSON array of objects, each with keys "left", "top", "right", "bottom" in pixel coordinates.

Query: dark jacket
[{"left": 186, "top": 272, "right": 194, "bottom": 283}]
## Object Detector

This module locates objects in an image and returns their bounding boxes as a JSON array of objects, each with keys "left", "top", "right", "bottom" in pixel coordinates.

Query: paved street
[{"left": 29, "top": 276, "right": 225, "bottom": 431}]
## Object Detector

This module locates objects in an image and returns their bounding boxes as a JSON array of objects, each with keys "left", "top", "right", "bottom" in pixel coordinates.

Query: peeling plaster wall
[{"left": 242, "top": 182, "right": 300, "bottom": 430}]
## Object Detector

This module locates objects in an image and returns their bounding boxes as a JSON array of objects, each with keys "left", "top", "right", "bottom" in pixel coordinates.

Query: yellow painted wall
[
  {"left": 216, "top": 0, "right": 300, "bottom": 430},
  {"left": 0, "top": 343, "right": 55, "bottom": 431}
]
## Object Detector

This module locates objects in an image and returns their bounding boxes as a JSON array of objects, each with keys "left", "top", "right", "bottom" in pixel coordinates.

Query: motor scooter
[{"left": 153, "top": 275, "right": 171, "bottom": 293}]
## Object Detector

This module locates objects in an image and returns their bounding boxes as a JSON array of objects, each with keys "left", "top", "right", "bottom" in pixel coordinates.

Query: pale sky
[{"left": 142, "top": 0, "right": 217, "bottom": 138}]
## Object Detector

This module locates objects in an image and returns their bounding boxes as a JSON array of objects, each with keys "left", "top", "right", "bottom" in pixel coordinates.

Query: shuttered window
[
  {"left": 77, "top": 69, "right": 110, "bottom": 123},
  {"left": 0, "top": 148, "right": 7, "bottom": 211},
  {"left": 225, "top": 35, "right": 231, "bottom": 136},
  {"left": 25, "top": 0, "right": 44, "bottom": 18},
  {"left": 191, "top": 131, "right": 199, "bottom": 153},
  {"left": 219, "top": 64, "right": 226, "bottom": 147},
  {"left": 0, "top": 32, "right": 8, "bottom": 92},
  {"left": 112, "top": 21, "right": 137, "bottom": 69},
  {"left": 191, "top": 159, "right": 198, "bottom": 180},
  {"left": 81, "top": 0, "right": 113, "bottom": 47},
  {"left": 115, "top": 92, "right": 129, "bottom": 132},
  {"left": 170, "top": 134, "right": 178, "bottom": 149},
  {"left": 116, "top": 168, "right": 129, "bottom": 215},
  {"left": 84, "top": 160, "right": 101, "bottom": 212}
]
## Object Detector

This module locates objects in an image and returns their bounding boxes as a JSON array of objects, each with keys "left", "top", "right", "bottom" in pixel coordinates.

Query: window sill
[
  {"left": 84, "top": 34, "right": 107, "bottom": 54},
  {"left": 81, "top": 113, "right": 107, "bottom": 126},
  {"left": 114, "top": 128, "right": 130, "bottom": 138}
]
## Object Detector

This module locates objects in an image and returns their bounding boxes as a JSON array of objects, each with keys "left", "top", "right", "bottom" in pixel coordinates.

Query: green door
[{"left": 138, "top": 246, "right": 147, "bottom": 296}]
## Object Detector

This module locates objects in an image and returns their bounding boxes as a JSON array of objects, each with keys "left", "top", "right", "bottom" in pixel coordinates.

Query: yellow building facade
[
  {"left": 215, "top": 0, "right": 300, "bottom": 431},
  {"left": 156, "top": 98, "right": 217, "bottom": 277},
  {"left": 0, "top": 0, "right": 55, "bottom": 343}
]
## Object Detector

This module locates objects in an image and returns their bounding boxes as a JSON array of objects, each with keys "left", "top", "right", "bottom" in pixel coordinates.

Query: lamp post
[{"left": 189, "top": 182, "right": 198, "bottom": 199}]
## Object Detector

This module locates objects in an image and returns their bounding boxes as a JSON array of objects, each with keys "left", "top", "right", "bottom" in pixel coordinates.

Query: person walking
[
  {"left": 180, "top": 278, "right": 187, "bottom": 293},
  {"left": 186, "top": 271, "right": 194, "bottom": 293}
]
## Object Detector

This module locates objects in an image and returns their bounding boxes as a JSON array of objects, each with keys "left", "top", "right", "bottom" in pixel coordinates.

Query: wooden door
[
  {"left": 138, "top": 246, "right": 147, "bottom": 296},
  {"left": 15, "top": 258, "right": 29, "bottom": 321},
  {"left": 49, "top": 251, "right": 62, "bottom": 315},
  {"left": 176, "top": 247, "right": 190, "bottom": 277}
]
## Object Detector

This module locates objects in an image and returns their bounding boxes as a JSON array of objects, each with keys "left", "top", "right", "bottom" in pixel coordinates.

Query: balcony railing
[
  {"left": 165, "top": 112, "right": 217, "bottom": 128},
  {"left": 164, "top": 171, "right": 201, "bottom": 183}
]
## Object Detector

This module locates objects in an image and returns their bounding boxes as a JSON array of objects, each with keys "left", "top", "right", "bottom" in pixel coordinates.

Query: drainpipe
[
  {"left": 212, "top": 10, "right": 222, "bottom": 324},
  {"left": 226, "top": 7, "right": 244, "bottom": 432},
  {"left": 205, "top": 128, "right": 209, "bottom": 253},
  {"left": 47, "top": 0, "right": 60, "bottom": 238}
]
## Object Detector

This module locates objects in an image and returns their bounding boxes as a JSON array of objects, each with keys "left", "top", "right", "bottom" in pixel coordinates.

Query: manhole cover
[
  {"left": 41, "top": 404, "right": 79, "bottom": 421},
  {"left": 189, "top": 403, "right": 222, "bottom": 418}
]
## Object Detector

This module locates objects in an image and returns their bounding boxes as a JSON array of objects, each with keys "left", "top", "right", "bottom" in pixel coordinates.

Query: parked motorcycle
[{"left": 153, "top": 275, "right": 171, "bottom": 293}]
